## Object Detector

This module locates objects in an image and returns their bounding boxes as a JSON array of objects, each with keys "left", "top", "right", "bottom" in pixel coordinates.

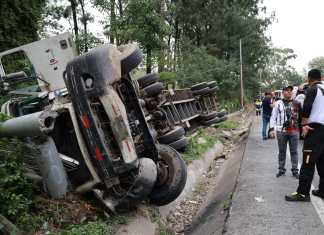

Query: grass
[
  {"left": 182, "top": 128, "right": 218, "bottom": 164},
  {"left": 58, "top": 215, "right": 130, "bottom": 235},
  {"left": 215, "top": 120, "right": 239, "bottom": 130}
]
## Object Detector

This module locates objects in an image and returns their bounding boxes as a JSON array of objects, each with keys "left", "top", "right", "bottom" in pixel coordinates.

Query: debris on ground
[{"left": 162, "top": 110, "right": 253, "bottom": 234}]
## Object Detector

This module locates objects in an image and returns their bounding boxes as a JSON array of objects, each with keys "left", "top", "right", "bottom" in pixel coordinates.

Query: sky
[{"left": 263, "top": 0, "right": 324, "bottom": 72}]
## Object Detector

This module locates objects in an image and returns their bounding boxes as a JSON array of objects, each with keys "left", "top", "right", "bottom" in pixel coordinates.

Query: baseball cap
[{"left": 282, "top": 85, "right": 293, "bottom": 91}]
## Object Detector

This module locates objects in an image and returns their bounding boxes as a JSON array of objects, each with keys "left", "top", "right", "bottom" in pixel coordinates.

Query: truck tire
[
  {"left": 169, "top": 137, "right": 189, "bottom": 151},
  {"left": 200, "top": 112, "right": 218, "bottom": 121},
  {"left": 216, "top": 110, "right": 227, "bottom": 118},
  {"left": 207, "top": 86, "right": 218, "bottom": 94},
  {"left": 203, "top": 115, "right": 227, "bottom": 125},
  {"left": 149, "top": 144, "right": 187, "bottom": 206},
  {"left": 207, "top": 81, "right": 217, "bottom": 88},
  {"left": 137, "top": 73, "right": 159, "bottom": 89},
  {"left": 202, "top": 116, "right": 221, "bottom": 125},
  {"left": 143, "top": 82, "right": 164, "bottom": 97},
  {"left": 158, "top": 126, "right": 185, "bottom": 144},
  {"left": 192, "top": 87, "right": 210, "bottom": 96},
  {"left": 191, "top": 82, "right": 208, "bottom": 91},
  {"left": 119, "top": 45, "right": 143, "bottom": 75}
]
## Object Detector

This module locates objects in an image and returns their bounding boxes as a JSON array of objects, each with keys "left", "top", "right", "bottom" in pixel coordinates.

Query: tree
[
  {"left": 124, "top": 0, "right": 169, "bottom": 73},
  {"left": 170, "top": 0, "right": 274, "bottom": 95},
  {"left": 93, "top": 0, "right": 126, "bottom": 45},
  {"left": 42, "top": 0, "right": 97, "bottom": 54},
  {"left": 308, "top": 56, "right": 324, "bottom": 74},
  {"left": 260, "top": 48, "right": 303, "bottom": 90},
  {"left": 0, "top": 0, "right": 46, "bottom": 52}
]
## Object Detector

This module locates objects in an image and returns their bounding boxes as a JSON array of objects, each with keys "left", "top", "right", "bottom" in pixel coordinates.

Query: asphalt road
[{"left": 187, "top": 116, "right": 324, "bottom": 235}]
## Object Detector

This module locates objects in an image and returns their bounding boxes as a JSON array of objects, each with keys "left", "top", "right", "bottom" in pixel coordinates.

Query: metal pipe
[{"left": 0, "top": 111, "right": 58, "bottom": 137}]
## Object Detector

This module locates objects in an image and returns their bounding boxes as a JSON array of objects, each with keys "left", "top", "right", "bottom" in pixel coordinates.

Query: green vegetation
[
  {"left": 219, "top": 100, "right": 242, "bottom": 113},
  {"left": 0, "top": 137, "right": 37, "bottom": 231},
  {"left": 260, "top": 48, "right": 304, "bottom": 90},
  {"left": 183, "top": 128, "right": 218, "bottom": 164},
  {"left": 59, "top": 221, "right": 114, "bottom": 235},
  {"left": 0, "top": 0, "right": 45, "bottom": 52},
  {"left": 216, "top": 120, "right": 239, "bottom": 130},
  {"left": 59, "top": 215, "right": 129, "bottom": 235},
  {"left": 309, "top": 56, "right": 324, "bottom": 74}
]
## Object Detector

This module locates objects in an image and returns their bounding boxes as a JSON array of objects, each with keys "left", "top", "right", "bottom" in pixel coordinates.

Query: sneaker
[
  {"left": 276, "top": 171, "right": 285, "bottom": 177},
  {"left": 312, "top": 189, "right": 324, "bottom": 199},
  {"left": 292, "top": 172, "right": 299, "bottom": 179},
  {"left": 285, "top": 192, "right": 310, "bottom": 202}
]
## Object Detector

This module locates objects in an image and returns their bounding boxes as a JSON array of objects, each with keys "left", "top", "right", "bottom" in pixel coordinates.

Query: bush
[
  {"left": 182, "top": 128, "right": 218, "bottom": 164},
  {"left": 176, "top": 46, "right": 240, "bottom": 99},
  {"left": 159, "top": 72, "right": 178, "bottom": 88},
  {"left": 0, "top": 137, "right": 36, "bottom": 230}
]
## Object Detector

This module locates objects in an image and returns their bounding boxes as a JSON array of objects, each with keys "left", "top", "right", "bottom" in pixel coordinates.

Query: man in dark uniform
[
  {"left": 262, "top": 92, "right": 274, "bottom": 140},
  {"left": 286, "top": 69, "right": 324, "bottom": 201}
]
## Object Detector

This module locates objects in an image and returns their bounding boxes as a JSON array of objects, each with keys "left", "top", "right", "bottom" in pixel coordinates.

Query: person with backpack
[
  {"left": 286, "top": 69, "right": 324, "bottom": 201},
  {"left": 269, "top": 86, "right": 302, "bottom": 178}
]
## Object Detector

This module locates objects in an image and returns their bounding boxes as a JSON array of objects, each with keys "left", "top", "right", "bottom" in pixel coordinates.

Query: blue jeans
[{"left": 262, "top": 115, "right": 271, "bottom": 139}]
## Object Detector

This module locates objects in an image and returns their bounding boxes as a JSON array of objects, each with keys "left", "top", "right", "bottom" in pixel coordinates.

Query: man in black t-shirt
[
  {"left": 262, "top": 92, "right": 274, "bottom": 140},
  {"left": 286, "top": 69, "right": 324, "bottom": 202}
]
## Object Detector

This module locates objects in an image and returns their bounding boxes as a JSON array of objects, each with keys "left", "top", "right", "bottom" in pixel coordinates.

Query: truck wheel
[
  {"left": 158, "top": 126, "right": 185, "bottom": 144},
  {"left": 137, "top": 73, "right": 159, "bottom": 89},
  {"left": 191, "top": 82, "right": 208, "bottom": 91},
  {"left": 119, "top": 45, "right": 143, "bottom": 75},
  {"left": 207, "top": 81, "right": 219, "bottom": 89},
  {"left": 200, "top": 112, "right": 218, "bottom": 121},
  {"left": 216, "top": 110, "right": 227, "bottom": 118},
  {"left": 192, "top": 87, "right": 210, "bottom": 96},
  {"left": 207, "top": 86, "right": 218, "bottom": 94},
  {"left": 149, "top": 144, "right": 187, "bottom": 206},
  {"left": 202, "top": 115, "right": 227, "bottom": 125},
  {"left": 143, "top": 82, "right": 164, "bottom": 97},
  {"left": 169, "top": 137, "right": 189, "bottom": 151}
]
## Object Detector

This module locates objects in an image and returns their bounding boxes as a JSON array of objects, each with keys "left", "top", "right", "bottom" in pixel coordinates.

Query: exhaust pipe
[{"left": 0, "top": 111, "right": 58, "bottom": 137}]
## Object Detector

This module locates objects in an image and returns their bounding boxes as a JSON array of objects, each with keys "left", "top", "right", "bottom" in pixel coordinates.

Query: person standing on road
[
  {"left": 286, "top": 69, "right": 324, "bottom": 202},
  {"left": 255, "top": 98, "right": 262, "bottom": 116},
  {"left": 262, "top": 92, "right": 274, "bottom": 140},
  {"left": 269, "top": 86, "right": 301, "bottom": 178}
]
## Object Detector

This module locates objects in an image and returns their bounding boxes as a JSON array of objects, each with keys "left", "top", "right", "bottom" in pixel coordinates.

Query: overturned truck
[{"left": 0, "top": 34, "right": 187, "bottom": 211}]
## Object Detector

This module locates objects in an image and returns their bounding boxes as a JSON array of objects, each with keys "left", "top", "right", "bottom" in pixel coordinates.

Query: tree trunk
[
  {"left": 167, "top": 34, "right": 172, "bottom": 70},
  {"left": 158, "top": 50, "right": 165, "bottom": 72},
  {"left": 110, "top": 0, "right": 116, "bottom": 44},
  {"left": 69, "top": 0, "right": 79, "bottom": 54},
  {"left": 117, "top": 0, "right": 123, "bottom": 45},
  {"left": 174, "top": 19, "right": 180, "bottom": 71},
  {"left": 146, "top": 48, "right": 152, "bottom": 74},
  {"left": 79, "top": 0, "right": 88, "bottom": 52}
]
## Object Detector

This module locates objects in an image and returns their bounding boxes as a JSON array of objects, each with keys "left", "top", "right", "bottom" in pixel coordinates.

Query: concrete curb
[{"left": 159, "top": 142, "right": 224, "bottom": 218}]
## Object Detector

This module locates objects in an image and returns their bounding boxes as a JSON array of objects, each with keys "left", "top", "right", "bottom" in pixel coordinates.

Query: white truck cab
[{"left": 0, "top": 32, "right": 76, "bottom": 92}]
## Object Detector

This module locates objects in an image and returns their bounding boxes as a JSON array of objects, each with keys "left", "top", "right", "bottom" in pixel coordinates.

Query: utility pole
[{"left": 239, "top": 39, "right": 244, "bottom": 109}]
